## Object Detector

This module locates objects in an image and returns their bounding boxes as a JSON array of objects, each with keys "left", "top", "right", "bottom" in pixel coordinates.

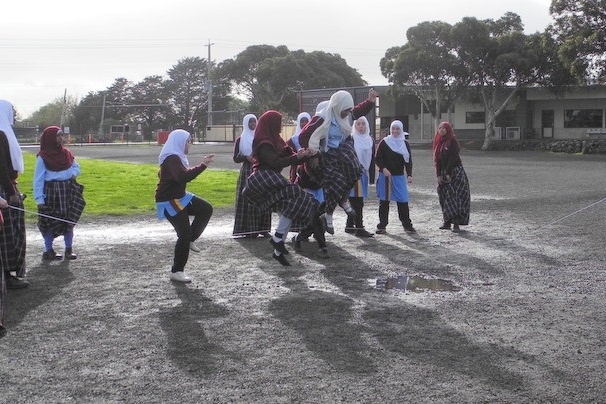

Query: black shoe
[
  {"left": 317, "top": 247, "right": 330, "bottom": 259},
  {"left": 272, "top": 252, "right": 291, "bottom": 266},
  {"left": 375, "top": 227, "right": 387, "bottom": 235},
  {"left": 42, "top": 249, "right": 62, "bottom": 260},
  {"left": 344, "top": 227, "right": 356, "bottom": 234},
  {"left": 439, "top": 223, "right": 452, "bottom": 230},
  {"left": 291, "top": 235, "right": 302, "bottom": 252},
  {"left": 270, "top": 238, "right": 289, "bottom": 255},
  {"left": 6, "top": 275, "right": 29, "bottom": 289},
  {"left": 0, "top": 323, "right": 6, "bottom": 338},
  {"left": 64, "top": 248, "right": 77, "bottom": 260},
  {"left": 452, "top": 224, "right": 461, "bottom": 233},
  {"left": 403, "top": 224, "right": 416, "bottom": 233},
  {"left": 355, "top": 228, "right": 374, "bottom": 237}
]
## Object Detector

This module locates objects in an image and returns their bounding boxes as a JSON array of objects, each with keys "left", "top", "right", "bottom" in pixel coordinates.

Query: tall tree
[
  {"left": 27, "top": 95, "right": 78, "bottom": 132},
  {"left": 126, "top": 75, "right": 171, "bottom": 140},
  {"left": 451, "top": 13, "right": 541, "bottom": 149},
  {"left": 548, "top": 0, "right": 606, "bottom": 83},
  {"left": 380, "top": 21, "right": 465, "bottom": 130}
]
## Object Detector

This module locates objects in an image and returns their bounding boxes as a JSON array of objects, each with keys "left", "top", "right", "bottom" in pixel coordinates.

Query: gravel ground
[{"left": 2, "top": 144, "right": 606, "bottom": 403}]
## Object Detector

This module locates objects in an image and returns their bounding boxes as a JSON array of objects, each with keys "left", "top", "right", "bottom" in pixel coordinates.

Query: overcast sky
[{"left": 3, "top": 0, "right": 553, "bottom": 118}]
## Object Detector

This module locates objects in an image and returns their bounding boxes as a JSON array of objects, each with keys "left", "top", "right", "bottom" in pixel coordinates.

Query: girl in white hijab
[
  {"left": 0, "top": 100, "right": 24, "bottom": 174},
  {"left": 345, "top": 116, "right": 375, "bottom": 237},
  {"left": 232, "top": 114, "right": 271, "bottom": 237},
  {"left": 374, "top": 120, "right": 415, "bottom": 234}
]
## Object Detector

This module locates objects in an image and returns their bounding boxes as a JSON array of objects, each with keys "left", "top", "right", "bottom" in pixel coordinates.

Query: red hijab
[
  {"left": 38, "top": 126, "right": 74, "bottom": 171},
  {"left": 252, "top": 110, "right": 291, "bottom": 158},
  {"left": 432, "top": 121, "right": 458, "bottom": 163}
]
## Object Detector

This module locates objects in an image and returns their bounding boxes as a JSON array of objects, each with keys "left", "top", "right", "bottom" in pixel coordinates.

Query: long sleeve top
[
  {"left": 375, "top": 139, "right": 412, "bottom": 177},
  {"left": 33, "top": 156, "right": 81, "bottom": 204},
  {"left": 233, "top": 137, "right": 250, "bottom": 164},
  {"left": 155, "top": 155, "right": 207, "bottom": 202},
  {"left": 434, "top": 142, "right": 462, "bottom": 176},
  {"left": 254, "top": 144, "right": 300, "bottom": 172}
]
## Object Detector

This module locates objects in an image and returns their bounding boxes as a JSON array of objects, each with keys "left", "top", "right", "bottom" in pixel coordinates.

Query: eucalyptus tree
[
  {"left": 126, "top": 75, "right": 171, "bottom": 139},
  {"left": 451, "top": 13, "right": 542, "bottom": 149},
  {"left": 548, "top": 0, "right": 606, "bottom": 83},
  {"left": 380, "top": 20, "right": 465, "bottom": 131}
]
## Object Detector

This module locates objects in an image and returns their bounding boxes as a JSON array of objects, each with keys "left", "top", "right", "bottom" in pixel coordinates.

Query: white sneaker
[
  {"left": 169, "top": 271, "right": 192, "bottom": 283},
  {"left": 189, "top": 242, "right": 201, "bottom": 252}
]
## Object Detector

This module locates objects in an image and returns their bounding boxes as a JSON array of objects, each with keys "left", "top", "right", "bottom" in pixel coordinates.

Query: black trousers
[
  {"left": 377, "top": 200, "right": 411, "bottom": 229},
  {"left": 346, "top": 196, "right": 365, "bottom": 229},
  {"left": 166, "top": 196, "right": 213, "bottom": 272},
  {"left": 296, "top": 207, "right": 326, "bottom": 248}
]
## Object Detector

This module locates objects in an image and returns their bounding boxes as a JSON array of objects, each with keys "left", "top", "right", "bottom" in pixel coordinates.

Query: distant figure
[
  {"left": 433, "top": 121, "right": 470, "bottom": 232},
  {"left": 155, "top": 129, "right": 214, "bottom": 283},
  {"left": 232, "top": 114, "right": 271, "bottom": 238},
  {"left": 0, "top": 99, "right": 28, "bottom": 289},
  {"left": 33, "top": 126, "right": 86, "bottom": 260}
]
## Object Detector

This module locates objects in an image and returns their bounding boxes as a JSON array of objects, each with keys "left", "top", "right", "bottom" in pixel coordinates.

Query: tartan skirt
[
  {"left": 242, "top": 169, "right": 319, "bottom": 223},
  {"left": 437, "top": 165, "right": 470, "bottom": 225},
  {"left": 320, "top": 139, "right": 363, "bottom": 213},
  {"left": 233, "top": 161, "right": 272, "bottom": 236},
  {"left": 38, "top": 179, "right": 86, "bottom": 238},
  {"left": 0, "top": 184, "right": 26, "bottom": 277}
]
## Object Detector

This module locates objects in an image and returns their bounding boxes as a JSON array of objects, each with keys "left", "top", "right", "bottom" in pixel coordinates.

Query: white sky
[{"left": 3, "top": 0, "right": 553, "bottom": 118}]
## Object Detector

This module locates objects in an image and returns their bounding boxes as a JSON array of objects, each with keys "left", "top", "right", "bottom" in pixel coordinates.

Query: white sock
[
  {"left": 325, "top": 214, "right": 334, "bottom": 227},
  {"left": 340, "top": 201, "right": 353, "bottom": 213}
]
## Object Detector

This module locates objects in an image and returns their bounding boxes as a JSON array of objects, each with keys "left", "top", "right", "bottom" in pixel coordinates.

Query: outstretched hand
[
  {"left": 202, "top": 154, "right": 215, "bottom": 166},
  {"left": 368, "top": 88, "right": 378, "bottom": 103}
]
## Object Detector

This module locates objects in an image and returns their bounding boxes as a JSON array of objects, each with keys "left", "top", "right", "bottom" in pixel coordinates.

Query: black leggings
[{"left": 166, "top": 196, "right": 213, "bottom": 272}]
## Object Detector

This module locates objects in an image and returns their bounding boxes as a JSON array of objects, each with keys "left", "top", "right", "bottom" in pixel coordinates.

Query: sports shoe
[
  {"left": 42, "top": 249, "right": 62, "bottom": 260},
  {"left": 321, "top": 214, "right": 334, "bottom": 235},
  {"left": 375, "top": 228, "right": 387, "bottom": 235},
  {"left": 189, "top": 242, "right": 201, "bottom": 252},
  {"left": 6, "top": 275, "right": 29, "bottom": 289},
  {"left": 291, "top": 235, "right": 302, "bottom": 252},
  {"left": 272, "top": 252, "right": 291, "bottom": 266},
  {"left": 355, "top": 228, "right": 374, "bottom": 237},
  {"left": 317, "top": 247, "right": 330, "bottom": 259},
  {"left": 169, "top": 271, "right": 192, "bottom": 283},
  {"left": 344, "top": 227, "right": 356, "bottom": 234},
  {"left": 64, "top": 248, "right": 77, "bottom": 260},
  {"left": 270, "top": 238, "right": 289, "bottom": 255}
]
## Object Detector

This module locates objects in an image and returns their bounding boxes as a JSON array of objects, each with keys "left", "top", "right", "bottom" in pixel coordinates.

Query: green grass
[{"left": 18, "top": 153, "right": 238, "bottom": 219}]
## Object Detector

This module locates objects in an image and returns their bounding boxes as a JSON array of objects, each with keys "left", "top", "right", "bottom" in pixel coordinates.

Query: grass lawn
[{"left": 18, "top": 153, "right": 239, "bottom": 220}]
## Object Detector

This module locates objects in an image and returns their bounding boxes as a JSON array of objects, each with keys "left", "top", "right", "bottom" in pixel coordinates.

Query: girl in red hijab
[
  {"left": 432, "top": 122, "right": 470, "bottom": 232},
  {"left": 34, "top": 126, "right": 85, "bottom": 260}
]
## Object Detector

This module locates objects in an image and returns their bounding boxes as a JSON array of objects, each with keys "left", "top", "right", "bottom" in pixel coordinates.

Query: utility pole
[
  {"left": 98, "top": 93, "right": 106, "bottom": 136},
  {"left": 205, "top": 39, "right": 214, "bottom": 127}
]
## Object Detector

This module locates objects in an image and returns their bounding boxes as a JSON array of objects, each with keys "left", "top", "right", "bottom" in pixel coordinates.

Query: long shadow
[
  {"left": 5, "top": 260, "right": 75, "bottom": 330},
  {"left": 158, "top": 284, "right": 239, "bottom": 376}
]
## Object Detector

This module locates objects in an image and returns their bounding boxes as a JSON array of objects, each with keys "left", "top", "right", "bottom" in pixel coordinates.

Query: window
[
  {"left": 465, "top": 111, "right": 484, "bottom": 124},
  {"left": 564, "top": 109, "right": 603, "bottom": 128},
  {"left": 495, "top": 110, "right": 517, "bottom": 127}
]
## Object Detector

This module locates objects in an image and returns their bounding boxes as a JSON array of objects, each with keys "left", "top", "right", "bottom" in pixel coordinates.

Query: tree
[
  {"left": 548, "top": 0, "right": 606, "bottom": 83},
  {"left": 450, "top": 13, "right": 542, "bottom": 149},
  {"left": 126, "top": 75, "right": 171, "bottom": 140},
  {"left": 380, "top": 21, "right": 465, "bottom": 130},
  {"left": 27, "top": 95, "right": 78, "bottom": 132},
  {"left": 216, "top": 45, "right": 365, "bottom": 116}
]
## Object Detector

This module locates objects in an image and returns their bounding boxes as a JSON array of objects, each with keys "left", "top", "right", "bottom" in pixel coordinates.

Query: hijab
[
  {"left": 0, "top": 99, "right": 24, "bottom": 173},
  {"left": 159, "top": 129, "right": 191, "bottom": 167},
  {"left": 351, "top": 116, "right": 373, "bottom": 171},
  {"left": 308, "top": 91, "right": 355, "bottom": 150},
  {"left": 384, "top": 120, "right": 410, "bottom": 163},
  {"left": 238, "top": 114, "right": 257, "bottom": 157},
  {"left": 37, "top": 126, "right": 74, "bottom": 171},
  {"left": 432, "top": 121, "right": 457, "bottom": 163},
  {"left": 252, "top": 110, "right": 287, "bottom": 157},
  {"left": 314, "top": 101, "right": 329, "bottom": 118},
  {"left": 290, "top": 112, "right": 311, "bottom": 150}
]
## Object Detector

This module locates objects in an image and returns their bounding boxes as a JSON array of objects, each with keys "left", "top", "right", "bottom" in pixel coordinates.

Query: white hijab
[
  {"left": 314, "top": 100, "right": 329, "bottom": 118},
  {"left": 308, "top": 90, "right": 354, "bottom": 150},
  {"left": 159, "top": 129, "right": 190, "bottom": 167},
  {"left": 238, "top": 114, "right": 256, "bottom": 157},
  {"left": 0, "top": 99, "right": 25, "bottom": 173},
  {"left": 385, "top": 120, "right": 410, "bottom": 163},
  {"left": 351, "top": 116, "right": 373, "bottom": 171},
  {"left": 289, "top": 112, "right": 311, "bottom": 150}
]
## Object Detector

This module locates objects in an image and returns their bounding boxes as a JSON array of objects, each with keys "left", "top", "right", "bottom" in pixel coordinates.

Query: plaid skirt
[
  {"left": 38, "top": 179, "right": 86, "bottom": 238},
  {"left": 437, "top": 165, "right": 470, "bottom": 225},
  {"left": 0, "top": 185, "right": 26, "bottom": 277},
  {"left": 320, "top": 138, "right": 363, "bottom": 213},
  {"left": 233, "top": 161, "right": 272, "bottom": 236},
  {"left": 243, "top": 169, "right": 318, "bottom": 223}
]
